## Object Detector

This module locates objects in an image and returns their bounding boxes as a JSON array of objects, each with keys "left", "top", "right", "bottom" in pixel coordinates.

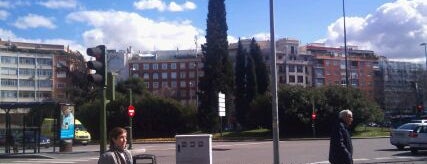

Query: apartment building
[
  {"left": 128, "top": 50, "right": 203, "bottom": 105},
  {"left": 374, "top": 57, "right": 424, "bottom": 116},
  {"left": 303, "top": 43, "right": 378, "bottom": 99}
]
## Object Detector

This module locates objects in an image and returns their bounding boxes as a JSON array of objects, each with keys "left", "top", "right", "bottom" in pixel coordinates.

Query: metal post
[
  {"left": 269, "top": 0, "right": 280, "bottom": 163},
  {"left": 128, "top": 89, "right": 133, "bottom": 150},
  {"left": 421, "top": 43, "right": 427, "bottom": 69},
  {"left": 343, "top": 0, "right": 349, "bottom": 88},
  {"left": 100, "top": 87, "right": 108, "bottom": 155}
]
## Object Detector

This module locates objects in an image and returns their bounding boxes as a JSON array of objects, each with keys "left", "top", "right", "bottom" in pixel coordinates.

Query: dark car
[{"left": 17, "top": 132, "right": 51, "bottom": 148}]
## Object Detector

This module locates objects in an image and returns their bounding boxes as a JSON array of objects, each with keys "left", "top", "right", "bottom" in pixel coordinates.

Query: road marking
[
  {"left": 309, "top": 161, "right": 329, "bottom": 164},
  {"left": 374, "top": 157, "right": 393, "bottom": 160},
  {"left": 354, "top": 158, "right": 369, "bottom": 161},
  {"left": 396, "top": 156, "right": 412, "bottom": 159}
]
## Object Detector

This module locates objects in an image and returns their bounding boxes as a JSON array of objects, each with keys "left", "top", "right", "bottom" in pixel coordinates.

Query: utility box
[{"left": 175, "top": 134, "right": 212, "bottom": 164}]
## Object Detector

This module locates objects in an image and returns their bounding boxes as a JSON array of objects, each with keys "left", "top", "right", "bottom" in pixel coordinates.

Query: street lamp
[
  {"left": 342, "top": 0, "right": 349, "bottom": 88},
  {"left": 421, "top": 43, "right": 427, "bottom": 68}
]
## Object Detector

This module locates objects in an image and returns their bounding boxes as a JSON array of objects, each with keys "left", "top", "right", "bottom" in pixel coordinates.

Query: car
[
  {"left": 16, "top": 132, "right": 51, "bottom": 148},
  {"left": 409, "top": 119, "right": 427, "bottom": 124},
  {"left": 390, "top": 123, "right": 422, "bottom": 150},
  {"left": 409, "top": 124, "right": 427, "bottom": 154}
]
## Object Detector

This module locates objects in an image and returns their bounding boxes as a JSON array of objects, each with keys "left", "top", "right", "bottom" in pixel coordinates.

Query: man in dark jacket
[{"left": 329, "top": 109, "right": 353, "bottom": 164}]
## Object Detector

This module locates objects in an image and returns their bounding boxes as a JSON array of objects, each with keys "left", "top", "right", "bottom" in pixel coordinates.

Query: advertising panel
[{"left": 60, "top": 104, "right": 75, "bottom": 139}]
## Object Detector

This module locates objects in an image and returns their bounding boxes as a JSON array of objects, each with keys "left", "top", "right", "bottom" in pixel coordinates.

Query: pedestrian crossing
[{"left": 0, "top": 157, "right": 100, "bottom": 164}]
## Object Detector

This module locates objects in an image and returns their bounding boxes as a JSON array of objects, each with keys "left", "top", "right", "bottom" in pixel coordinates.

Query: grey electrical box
[{"left": 176, "top": 134, "right": 212, "bottom": 164}]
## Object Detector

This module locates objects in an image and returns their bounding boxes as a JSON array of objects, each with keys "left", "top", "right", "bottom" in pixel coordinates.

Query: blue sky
[{"left": 0, "top": 0, "right": 426, "bottom": 62}]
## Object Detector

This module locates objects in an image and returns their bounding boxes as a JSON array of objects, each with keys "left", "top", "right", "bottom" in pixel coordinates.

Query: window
[
  {"left": 153, "top": 73, "right": 159, "bottom": 79},
  {"left": 143, "top": 64, "right": 149, "bottom": 70},
  {"left": 189, "top": 71, "right": 195, "bottom": 78},
  {"left": 38, "top": 69, "right": 52, "bottom": 77},
  {"left": 162, "top": 63, "right": 168, "bottom": 70},
  {"left": 1, "top": 67, "right": 17, "bottom": 75},
  {"left": 57, "top": 82, "right": 65, "bottom": 88},
  {"left": 297, "top": 65, "right": 303, "bottom": 73},
  {"left": 162, "top": 72, "right": 168, "bottom": 79},
  {"left": 19, "top": 68, "right": 35, "bottom": 76},
  {"left": 162, "top": 81, "right": 168, "bottom": 88},
  {"left": 143, "top": 73, "right": 149, "bottom": 79},
  {"left": 289, "top": 65, "right": 295, "bottom": 72},
  {"left": 19, "top": 91, "right": 34, "bottom": 98},
  {"left": 19, "top": 57, "right": 35, "bottom": 65},
  {"left": 57, "top": 71, "right": 66, "bottom": 78},
  {"left": 171, "top": 72, "right": 177, "bottom": 79},
  {"left": 1, "top": 56, "right": 18, "bottom": 64},
  {"left": 37, "top": 58, "right": 52, "bottom": 66},
  {"left": 180, "top": 81, "right": 187, "bottom": 88},
  {"left": 171, "top": 81, "right": 177, "bottom": 88},
  {"left": 289, "top": 76, "right": 295, "bottom": 83},
  {"left": 153, "top": 64, "right": 158, "bottom": 70},
  {"left": 153, "top": 82, "right": 159, "bottom": 88},
  {"left": 1, "top": 91, "right": 17, "bottom": 98},
  {"left": 171, "top": 63, "right": 177, "bottom": 69},
  {"left": 19, "top": 79, "right": 34, "bottom": 87},
  {"left": 39, "top": 80, "right": 52, "bottom": 87},
  {"left": 1, "top": 79, "right": 17, "bottom": 86},
  {"left": 297, "top": 76, "right": 304, "bottom": 83},
  {"left": 180, "top": 72, "right": 186, "bottom": 79},
  {"left": 132, "top": 64, "right": 139, "bottom": 70},
  {"left": 180, "top": 63, "right": 186, "bottom": 69},
  {"left": 144, "top": 82, "right": 149, "bottom": 88}
]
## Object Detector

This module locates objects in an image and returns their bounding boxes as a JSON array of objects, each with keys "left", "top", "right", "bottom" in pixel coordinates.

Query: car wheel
[
  {"left": 396, "top": 145, "right": 404, "bottom": 150},
  {"left": 410, "top": 148, "right": 418, "bottom": 155}
]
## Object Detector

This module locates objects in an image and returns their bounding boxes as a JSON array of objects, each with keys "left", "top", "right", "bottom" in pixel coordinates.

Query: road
[{"left": 1, "top": 138, "right": 427, "bottom": 164}]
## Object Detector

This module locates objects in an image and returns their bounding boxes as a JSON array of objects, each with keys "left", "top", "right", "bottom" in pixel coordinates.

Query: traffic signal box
[{"left": 87, "top": 45, "right": 107, "bottom": 86}]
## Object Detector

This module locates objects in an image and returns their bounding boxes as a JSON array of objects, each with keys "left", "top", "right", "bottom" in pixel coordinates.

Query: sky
[{"left": 0, "top": 0, "right": 426, "bottom": 62}]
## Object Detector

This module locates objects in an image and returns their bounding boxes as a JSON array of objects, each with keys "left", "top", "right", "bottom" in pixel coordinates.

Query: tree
[
  {"left": 198, "top": 0, "right": 233, "bottom": 132},
  {"left": 250, "top": 38, "right": 269, "bottom": 95},
  {"left": 245, "top": 55, "right": 257, "bottom": 103},
  {"left": 234, "top": 39, "right": 248, "bottom": 128}
]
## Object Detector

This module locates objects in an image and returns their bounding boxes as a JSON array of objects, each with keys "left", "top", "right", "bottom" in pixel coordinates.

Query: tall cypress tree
[
  {"left": 250, "top": 38, "right": 269, "bottom": 95},
  {"left": 234, "top": 39, "right": 248, "bottom": 128},
  {"left": 246, "top": 55, "right": 257, "bottom": 104},
  {"left": 198, "top": 0, "right": 233, "bottom": 132}
]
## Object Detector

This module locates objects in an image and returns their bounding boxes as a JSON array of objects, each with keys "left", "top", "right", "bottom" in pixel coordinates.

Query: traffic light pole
[
  {"left": 100, "top": 86, "right": 108, "bottom": 155},
  {"left": 128, "top": 89, "right": 133, "bottom": 150}
]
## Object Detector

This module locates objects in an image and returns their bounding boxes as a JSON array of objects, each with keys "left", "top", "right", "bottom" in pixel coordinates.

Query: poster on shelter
[{"left": 60, "top": 104, "right": 75, "bottom": 139}]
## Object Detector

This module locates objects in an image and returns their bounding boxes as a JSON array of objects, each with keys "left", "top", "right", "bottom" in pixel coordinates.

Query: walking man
[{"left": 329, "top": 109, "right": 353, "bottom": 164}]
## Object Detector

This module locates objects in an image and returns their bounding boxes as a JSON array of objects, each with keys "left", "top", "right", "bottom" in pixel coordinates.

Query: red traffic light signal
[
  {"left": 128, "top": 105, "right": 135, "bottom": 117},
  {"left": 417, "top": 105, "right": 423, "bottom": 111},
  {"left": 311, "top": 112, "right": 317, "bottom": 120},
  {"left": 87, "top": 45, "right": 106, "bottom": 86}
]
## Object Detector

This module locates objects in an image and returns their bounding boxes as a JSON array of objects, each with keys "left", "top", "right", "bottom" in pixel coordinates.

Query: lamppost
[
  {"left": 421, "top": 43, "right": 427, "bottom": 68},
  {"left": 342, "top": 0, "right": 349, "bottom": 87},
  {"left": 269, "top": 0, "right": 280, "bottom": 163}
]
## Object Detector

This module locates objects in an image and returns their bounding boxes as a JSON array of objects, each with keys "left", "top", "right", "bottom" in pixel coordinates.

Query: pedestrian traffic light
[
  {"left": 311, "top": 112, "right": 317, "bottom": 120},
  {"left": 87, "top": 45, "right": 106, "bottom": 86},
  {"left": 417, "top": 105, "right": 423, "bottom": 111}
]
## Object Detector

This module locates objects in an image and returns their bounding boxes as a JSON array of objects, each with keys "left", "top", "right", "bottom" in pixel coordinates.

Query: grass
[{"left": 352, "top": 126, "right": 390, "bottom": 138}]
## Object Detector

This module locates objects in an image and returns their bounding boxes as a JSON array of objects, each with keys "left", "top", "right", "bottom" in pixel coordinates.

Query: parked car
[
  {"left": 409, "top": 124, "right": 427, "bottom": 154},
  {"left": 390, "top": 123, "right": 422, "bottom": 150},
  {"left": 409, "top": 119, "right": 427, "bottom": 124},
  {"left": 16, "top": 132, "right": 51, "bottom": 148}
]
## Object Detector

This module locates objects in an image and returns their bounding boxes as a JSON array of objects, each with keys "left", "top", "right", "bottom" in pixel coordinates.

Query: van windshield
[{"left": 75, "top": 124, "right": 87, "bottom": 131}]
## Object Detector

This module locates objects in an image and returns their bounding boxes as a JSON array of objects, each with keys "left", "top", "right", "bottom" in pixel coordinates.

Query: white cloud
[
  {"left": 322, "top": 0, "right": 427, "bottom": 59},
  {"left": 134, "top": 0, "right": 196, "bottom": 12},
  {"left": 38, "top": 0, "right": 77, "bottom": 9},
  {"left": 134, "top": 0, "right": 166, "bottom": 11},
  {"left": 66, "top": 10, "right": 204, "bottom": 52},
  {"left": 0, "top": 10, "right": 8, "bottom": 20},
  {"left": 0, "top": 1, "right": 10, "bottom": 8},
  {"left": 13, "top": 14, "right": 56, "bottom": 29},
  {"left": 0, "top": 28, "right": 16, "bottom": 39}
]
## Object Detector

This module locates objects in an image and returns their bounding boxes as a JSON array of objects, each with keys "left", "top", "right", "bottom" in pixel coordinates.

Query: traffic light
[
  {"left": 311, "top": 112, "right": 317, "bottom": 120},
  {"left": 417, "top": 105, "right": 423, "bottom": 112},
  {"left": 87, "top": 45, "right": 106, "bottom": 86}
]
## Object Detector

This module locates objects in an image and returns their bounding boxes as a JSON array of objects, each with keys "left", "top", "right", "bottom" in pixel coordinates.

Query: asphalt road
[{"left": 1, "top": 138, "right": 427, "bottom": 164}]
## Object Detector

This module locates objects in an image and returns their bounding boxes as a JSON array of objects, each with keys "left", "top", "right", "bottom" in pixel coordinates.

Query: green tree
[
  {"left": 198, "top": 0, "right": 233, "bottom": 132},
  {"left": 245, "top": 55, "right": 257, "bottom": 103},
  {"left": 250, "top": 38, "right": 269, "bottom": 95},
  {"left": 234, "top": 39, "right": 248, "bottom": 128}
]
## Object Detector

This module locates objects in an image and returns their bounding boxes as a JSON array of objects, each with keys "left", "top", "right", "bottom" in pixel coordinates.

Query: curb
[{"left": 0, "top": 153, "right": 54, "bottom": 159}]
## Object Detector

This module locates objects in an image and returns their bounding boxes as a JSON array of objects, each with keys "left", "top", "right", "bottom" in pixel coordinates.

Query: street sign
[
  {"left": 218, "top": 92, "right": 225, "bottom": 117},
  {"left": 128, "top": 105, "right": 135, "bottom": 117}
]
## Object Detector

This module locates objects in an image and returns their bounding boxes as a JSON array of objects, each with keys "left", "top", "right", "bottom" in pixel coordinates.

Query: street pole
[
  {"left": 421, "top": 43, "right": 427, "bottom": 69},
  {"left": 128, "top": 89, "right": 133, "bottom": 150},
  {"left": 343, "top": 0, "right": 349, "bottom": 88},
  {"left": 269, "top": 0, "right": 280, "bottom": 163},
  {"left": 100, "top": 86, "right": 108, "bottom": 155}
]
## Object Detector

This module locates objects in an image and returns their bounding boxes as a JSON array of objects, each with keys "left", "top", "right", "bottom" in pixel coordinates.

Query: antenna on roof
[{"left": 194, "top": 35, "right": 198, "bottom": 55}]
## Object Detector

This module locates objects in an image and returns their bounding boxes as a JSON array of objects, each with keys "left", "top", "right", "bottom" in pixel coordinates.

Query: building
[
  {"left": 374, "top": 57, "right": 423, "bottom": 117},
  {"left": 128, "top": 49, "right": 203, "bottom": 105},
  {"left": 303, "top": 43, "right": 378, "bottom": 99}
]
